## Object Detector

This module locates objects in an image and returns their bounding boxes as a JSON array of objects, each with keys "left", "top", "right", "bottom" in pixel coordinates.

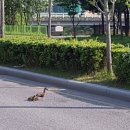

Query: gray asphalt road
[{"left": 0, "top": 75, "right": 130, "bottom": 130}]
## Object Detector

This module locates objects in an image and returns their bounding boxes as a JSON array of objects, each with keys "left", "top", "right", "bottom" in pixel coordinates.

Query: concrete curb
[{"left": 0, "top": 66, "right": 130, "bottom": 102}]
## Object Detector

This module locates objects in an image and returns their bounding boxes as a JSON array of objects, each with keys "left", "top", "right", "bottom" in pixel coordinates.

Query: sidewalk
[{"left": 0, "top": 66, "right": 130, "bottom": 102}]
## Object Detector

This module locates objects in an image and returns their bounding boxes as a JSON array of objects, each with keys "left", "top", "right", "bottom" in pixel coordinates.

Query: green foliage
[
  {"left": 85, "top": 35, "right": 130, "bottom": 47},
  {"left": 0, "top": 36, "right": 130, "bottom": 83},
  {"left": 115, "top": 0, "right": 127, "bottom": 12},
  {"left": 5, "top": 0, "right": 48, "bottom": 25},
  {"left": 113, "top": 49, "right": 130, "bottom": 83},
  {"left": 54, "top": 0, "right": 82, "bottom": 38},
  {"left": 55, "top": 0, "right": 81, "bottom": 14},
  {"left": 0, "top": 36, "right": 106, "bottom": 73}
]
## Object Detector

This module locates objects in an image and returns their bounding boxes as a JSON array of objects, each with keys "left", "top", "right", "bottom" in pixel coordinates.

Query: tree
[
  {"left": 112, "top": 0, "right": 130, "bottom": 36},
  {"left": 125, "top": 0, "right": 130, "bottom": 36},
  {"left": 5, "top": 0, "right": 48, "bottom": 25},
  {"left": 34, "top": 0, "right": 48, "bottom": 25},
  {"left": 0, "top": 0, "right": 4, "bottom": 37},
  {"left": 55, "top": 0, "right": 82, "bottom": 38},
  {"left": 115, "top": 0, "right": 126, "bottom": 36},
  {"left": 124, "top": 6, "right": 129, "bottom": 36},
  {"left": 5, "top": 0, "right": 18, "bottom": 25},
  {"left": 81, "top": 0, "right": 116, "bottom": 74},
  {"left": 80, "top": 0, "right": 105, "bottom": 35}
]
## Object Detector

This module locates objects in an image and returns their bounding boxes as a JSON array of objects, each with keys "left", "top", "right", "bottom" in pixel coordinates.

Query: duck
[
  {"left": 27, "top": 95, "right": 39, "bottom": 101},
  {"left": 36, "top": 88, "right": 48, "bottom": 98}
]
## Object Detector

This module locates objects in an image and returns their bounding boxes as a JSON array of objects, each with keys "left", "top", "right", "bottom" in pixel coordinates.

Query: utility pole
[
  {"left": 48, "top": 0, "right": 52, "bottom": 38},
  {"left": 0, "top": 0, "right": 4, "bottom": 38}
]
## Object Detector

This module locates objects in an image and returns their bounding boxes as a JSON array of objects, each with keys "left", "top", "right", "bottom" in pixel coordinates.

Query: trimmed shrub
[
  {"left": 0, "top": 36, "right": 130, "bottom": 83},
  {"left": 113, "top": 48, "right": 130, "bottom": 83},
  {"left": 0, "top": 36, "right": 106, "bottom": 73}
]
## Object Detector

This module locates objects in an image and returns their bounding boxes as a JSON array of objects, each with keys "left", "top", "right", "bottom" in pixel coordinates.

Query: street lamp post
[
  {"left": 48, "top": 0, "right": 52, "bottom": 38},
  {"left": 0, "top": 0, "right": 4, "bottom": 38}
]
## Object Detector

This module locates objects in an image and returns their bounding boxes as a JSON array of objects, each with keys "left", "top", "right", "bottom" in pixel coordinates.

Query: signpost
[
  {"left": 0, "top": 0, "right": 4, "bottom": 38},
  {"left": 55, "top": 26, "right": 63, "bottom": 32}
]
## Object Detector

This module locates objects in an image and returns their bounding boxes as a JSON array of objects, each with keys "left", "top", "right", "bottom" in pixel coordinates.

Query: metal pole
[
  {"left": 0, "top": 0, "right": 4, "bottom": 38},
  {"left": 48, "top": 0, "right": 52, "bottom": 38}
]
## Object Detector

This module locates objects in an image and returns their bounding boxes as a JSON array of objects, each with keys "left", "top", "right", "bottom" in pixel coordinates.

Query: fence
[{"left": 5, "top": 25, "right": 47, "bottom": 36}]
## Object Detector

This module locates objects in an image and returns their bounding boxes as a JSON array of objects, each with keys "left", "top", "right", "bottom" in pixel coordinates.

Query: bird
[
  {"left": 36, "top": 88, "right": 48, "bottom": 98},
  {"left": 27, "top": 95, "right": 39, "bottom": 101}
]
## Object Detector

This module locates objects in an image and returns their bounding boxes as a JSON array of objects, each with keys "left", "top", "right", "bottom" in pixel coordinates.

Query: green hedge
[
  {"left": 113, "top": 48, "right": 130, "bottom": 83},
  {"left": 0, "top": 36, "right": 106, "bottom": 73},
  {"left": 0, "top": 36, "right": 130, "bottom": 83}
]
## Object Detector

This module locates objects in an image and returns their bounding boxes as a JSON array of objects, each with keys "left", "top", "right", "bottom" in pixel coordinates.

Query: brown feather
[
  {"left": 36, "top": 88, "right": 48, "bottom": 97},
  {"left": 27, "top": 95, "right": 39, "bottom": 101}
]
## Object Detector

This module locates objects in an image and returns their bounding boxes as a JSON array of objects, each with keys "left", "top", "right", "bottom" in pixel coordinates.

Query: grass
[
  {"left": 73, "top": 35, "right": 130, "bottom": 47},
  {"left": 94, "top": 35, "right": 130, "bottom": 46},
  {"left": 5, "top": 64, "right": 129, "bottom": 90}
]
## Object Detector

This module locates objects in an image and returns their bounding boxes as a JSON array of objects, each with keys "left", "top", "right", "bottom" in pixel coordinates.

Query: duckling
[
  {"left": 36, "top": 88, "right": 48, "bottom": 98},
  {"left": 32, "top": 95, "right": 39, "bottom": 101},
  {"left": 27, "top": 95, "right": 39, "bottom": 101}
]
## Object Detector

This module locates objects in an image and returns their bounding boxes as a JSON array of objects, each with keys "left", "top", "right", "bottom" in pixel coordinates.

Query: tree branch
[
  {"left": 98, "top": 0, "right": 105, "bottom": 8},
  {"left": 110, "top": 0, "right": 116, "bottom": 17},
  {"left": 89, "top": 0, "right": 105, "bottom": 14}
]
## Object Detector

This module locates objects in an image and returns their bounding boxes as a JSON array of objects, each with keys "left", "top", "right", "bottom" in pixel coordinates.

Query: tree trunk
[
  {"left": 101, "top": 13, "right": 104, "bottom": 35},
  {"left": 93, "top": 24, "right": 96, "bottom": 35},
  {"left": 20, "top": 12, "right": 23, "bottom": 25},
  {"left": 48, "top": 0, "right": 52, "bottom": 38},
  {"left": 39, "top": 13, "right": 41, "bottom": 25},
  {"left": 27, "top": 14, "right": 30, "bottom": 25},
  {"left": 124, "top": 7, "right": 129, "bottom": 36},
  {"left": 104, "top": 0, "right": 112, "bottom": 74},
  {"left": 118, "top": 11, "right": 123, "bottom": 36},
  {"left": 116, "top": 11, "right": 120, "bottom": 35},
  {"left": 0, "top": 0, "right": 4, "bottom": 38},
  {"left": 113, "top": 12, "right": 116, "bottom": 35},
  {"left": 9, "top": 7, "right": 12, "bottom": 24},
  {"left": 24, "top": 12, "right": 28, "bottom": 25},
  {"left": 105, "top": 13, "right": 112, "bottom": 73},
  {"left": 99, "top": 24, "right": 101, "bottom": 34},
  {"left": 37, "top": 13, "right": 39, "bottom": 25},
  {"left": 104, "top": 0, "right": 113, "bottom": 73},
  {"left": 126, "top": 8, "right": 129, "bottom": 36},
  {"left": 13, "top": 13, "right": 15, "bottom": 25},
  {"left": 120, "top": 13, "right": 123, "bottom": 36},
  {"left": 72, "top": 15, "right": 76, "bottom": 38}
]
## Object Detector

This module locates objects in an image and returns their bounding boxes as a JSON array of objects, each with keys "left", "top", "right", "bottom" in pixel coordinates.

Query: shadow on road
[{"left": 1, "top": 75, "right": 130, "bottom": 110}]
